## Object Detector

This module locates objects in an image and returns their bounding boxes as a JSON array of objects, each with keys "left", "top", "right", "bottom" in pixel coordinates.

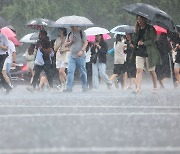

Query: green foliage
[{"left": 0, "top": 0, "right": 180, "bottom": 39}]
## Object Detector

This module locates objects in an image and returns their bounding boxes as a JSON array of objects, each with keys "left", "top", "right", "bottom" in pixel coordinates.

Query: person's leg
[
  {"left": 146, "top": 58, "right": 158, "bottom": 91},
  {"left": 86, "top": 62, "right": 93, "bottom": 89},
  {"left": 98, "top": 63, "right": 111, "bottom": 84},
  {"left": 0, "top": 55, "right": 11, "bottom": 92},
  {"left": 43, "top": 64, "right": 53, "bottom": 88},
  {"left": 174, "top": 67, "right": 180, "bottom": 84},
  {"left": 31, "top": 65, "right": 42, "bottom": 89},
  {"left": 129, "top": 78, "right": 136, "bottom": 89},
  {"left": 92, "top": 63, "right": 99, "bottom": 89},
  {"left": 135, "top": 56, "right": 145, "bottom": 93},
  {"left": 2, "top": 70, "right": 11, "bottom": 85},
  {"left": 60, "top": 67, "right": 67, "bottom": 90},
  {"left": 2, "top": 62, "right": 11, "bottom": 85},
  {"left": 123, "top": 72, "right": 127, "bottom": 90},
  {"left": 66, "top": 56, "right": 76, "bottom": 91},
  {"left": 149, "top": 70, "right": 158, "bottom": 89},
  {"left": 6, "top": 63, "right": 12, "bottom": 83},
  {"left": 76, "top": 56, "right": 87, "bottom": 91},
  {"left": 110, "top": 74, "right": 118, "bottom": 81},
  {"left": 98, "top": 63, "right": 112, "bottom": 89}
]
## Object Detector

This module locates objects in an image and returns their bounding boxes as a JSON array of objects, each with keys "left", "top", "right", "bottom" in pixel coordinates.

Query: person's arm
[
  {"left": 54, "top": 40, "right": 60, "bottom": 52},
  {"left": 0, "top": 45, "right": 8, "bottom": 51},
  {"left": 77, "top": 40, "right": 88, "bottom": 57},
  {"left": 65, "top": 35, "right": 74, "bottom": 47},
  {"left": 12, "top": 52, "right": 16, "bottom": 67},
  {"left": 97, "top": 41, "right": 108, "bottom": 54},
  {"left": 141, "top": 26, "right": 157, "bottom": 47},
  {"left": 0, "top": 36, "right": 8, "bottom": 51}
]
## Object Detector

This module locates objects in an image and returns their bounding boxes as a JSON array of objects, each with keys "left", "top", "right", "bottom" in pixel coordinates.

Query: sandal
[
  {"left": 152, "top": 88, "right": 158, "bottom": 94},
  {"left": 132, "top": 89, "right": 141, "bottom": 95}
]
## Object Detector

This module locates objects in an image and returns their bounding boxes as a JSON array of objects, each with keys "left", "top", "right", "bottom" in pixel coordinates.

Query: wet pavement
[{"left": 0, "top": 83, "right": 180, "bottom": 154}]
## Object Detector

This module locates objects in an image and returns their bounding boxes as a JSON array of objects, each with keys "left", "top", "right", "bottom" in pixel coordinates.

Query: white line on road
[
  {"left": 0, "top": 105, "right": 179, "bottom": 109},
  {"left": 0, "top": 147, "right": 180, "bottom": 153},
  {"left": 0, "top": 112, "right": 180, "bottom": 118}
]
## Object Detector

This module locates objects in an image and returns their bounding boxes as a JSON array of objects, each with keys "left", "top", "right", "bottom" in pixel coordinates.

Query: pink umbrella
[
  {"left": 88, "top": 34, "right": 111, "bottom": 42},
  {"left": 0, "top": 27, "right": 16, "bottom": 38},
  {"left": 9, "top": 37, "right": 21, "bottom": 47},
  {"left": 154, "top": 25, "right": 167, "bottom": 35}
]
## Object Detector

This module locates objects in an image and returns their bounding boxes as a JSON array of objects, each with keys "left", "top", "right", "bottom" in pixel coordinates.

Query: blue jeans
[
  {"left": 92, "top": 62, "right": 111, "bottom": 89},
  {"left": 67, "top": 55, "right": 87, "bottom": 91}
]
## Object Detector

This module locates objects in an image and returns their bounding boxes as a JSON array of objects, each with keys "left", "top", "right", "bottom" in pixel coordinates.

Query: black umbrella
[
  {"left": 26, "top": 18, "right": 55, "bottom": 30},
  {"left": 123, "top": 3, "right": 176, "bottom": 32},
  {"left": 0, "top": 16, "right": 11, "bottom": 28}
]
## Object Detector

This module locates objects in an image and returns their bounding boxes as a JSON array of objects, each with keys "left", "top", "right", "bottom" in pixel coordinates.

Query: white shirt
[
  {"left": 114, "top": 41, "right": 126, "bottom": 64},
  {"left": 86, "top": 48, "right": 91, "bottom": 63},
  {"left": 5, "top": 40, "right": 16, "bottom": 63},
  {"left": 0, "top": 33, "right": 9, "bottom": 55}
]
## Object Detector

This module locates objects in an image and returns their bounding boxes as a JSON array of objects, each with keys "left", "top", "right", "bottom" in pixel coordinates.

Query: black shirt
[{"left": 136, "top": 28, "right": 148, "bottom": 57}]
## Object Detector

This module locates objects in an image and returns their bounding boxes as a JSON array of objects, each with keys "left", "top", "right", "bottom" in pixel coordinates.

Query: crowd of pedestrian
[{"left": 0, "top": 14, "right": 180, "bottom": 95}]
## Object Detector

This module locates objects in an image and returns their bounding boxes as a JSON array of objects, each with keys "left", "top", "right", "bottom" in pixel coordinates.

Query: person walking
[
  {"left": 64, "top": 26, "right": 88, "bottom": 92},
  {"left": 54, "top": 28, "right": 69, "bottom": 91},
  {"left": 132, "top": 15, "right": 161, "bottom": 94},
  {"left": 91, "top": 34, "right": 112, "bottom": 90},
  {"left": 2, "top": 39, "right": 16, "bottom": 88},
  {"left": 0, "top": 30, "right": 12, "bottom": 94},
  {"left": 24, "top": 44, "right": 36, "bottom": 84},
  {"left": 110, "top": 34, "right": 127, "bottom": 90}
]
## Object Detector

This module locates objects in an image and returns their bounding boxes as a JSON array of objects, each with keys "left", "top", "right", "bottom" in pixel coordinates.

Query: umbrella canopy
[
  {"left": 0, "top": 17, "right": 11, "bottom": 28},
  {"left": 123, "top": 3, "right": 176, "bottom": 32},
  {"left": 20, "top": 33, "right": 37, "bottom": 44},
  {"left": 0, "top": 27, "right": 16, "bottom": 38},
  {"left": 88, "top": 34, "right": 111, "bottom": 42},
  {"left": 26, "top": 18, "right": 55, "bottom": 30},
  {"left": 9, "top": 37, "right": 21, "bottom": 47},
  {"left": 176, "top": 25, "right": 180, "bottom": 32},
  {"left": 30, "top": 31, "right": 57, "bottom": 41},
  {"left": 154, "top": 25, "right": 167, "bottom": 35},
  {"left": 84, "top": 27, "right": 109, "bottom": 36},
  {"left": 55, "top": 15, "right": 94, "bottom": 27},
  {"left": 110, "top": 25, "right": 135, "bottom": 34}
]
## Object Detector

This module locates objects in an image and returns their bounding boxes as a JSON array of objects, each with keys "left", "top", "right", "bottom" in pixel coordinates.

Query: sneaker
[
  {"left": 55, "top": 85, "right": 61, "bottom": 90},
  {"left": 6, "top": 86, "right": 12, "bottom": 94},
  {"left": 27, "top": 86, "right": 34, "bottom": 92},
  {"left": 113, "top": 79, "right": 119, "bottom": 89}
]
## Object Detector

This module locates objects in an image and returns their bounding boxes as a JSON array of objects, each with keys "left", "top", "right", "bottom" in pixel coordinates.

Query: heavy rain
[{"left": 0, "top": 0, "right": 180, "bottom": 154}]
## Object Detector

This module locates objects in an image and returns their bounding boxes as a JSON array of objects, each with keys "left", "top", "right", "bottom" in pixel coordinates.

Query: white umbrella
[
  {"left": 84, "top": 27, "right": 110, "bottom": 36},
  {"left": 55, "top": 15, "right": 94, "bottom": 27},
  {"left": 110, "top": 25, "right": 134, "bottom": 34},
  {"left": 19, "top": 33, "right": 37, "bottom": 44}
]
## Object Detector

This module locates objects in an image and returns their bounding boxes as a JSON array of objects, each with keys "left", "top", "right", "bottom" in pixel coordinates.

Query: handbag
[{"left": 91, "top": 53, "right": 98, "bottom": 63}]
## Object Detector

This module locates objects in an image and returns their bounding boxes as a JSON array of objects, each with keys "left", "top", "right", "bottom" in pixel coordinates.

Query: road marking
[
  {"left": 0, "top": 112, "right": 180, "bottom": 118},
  {"left": 0, "top": 147, "right": 180, "bottom": 153},
  {"left": 0, "top": 105, "right": 179, "bottom": 109}
]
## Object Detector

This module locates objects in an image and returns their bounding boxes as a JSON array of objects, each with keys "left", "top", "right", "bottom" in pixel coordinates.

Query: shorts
[
  {"left": 136, "top": 56, "right": 155, "bottom": 71},
  {"left": 2, "top": 61, "right": 11, "bottom": 73},
  {"left": 113, "top": 64, "right": 127, "bottom": 75},
  {"left": 56, "top": 61, "right": 68, "bottom": 69},
  {"left": 174, "top": 63, "right": 180, "bottom": 69},
  {"left": 27, "top": 61, "right": 34, "bottom": 72}
]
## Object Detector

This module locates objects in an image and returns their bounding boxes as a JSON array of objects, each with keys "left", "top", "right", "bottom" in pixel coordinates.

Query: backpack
[{"left": 67, "top": 30, "right": 83, "bottom": 40}]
